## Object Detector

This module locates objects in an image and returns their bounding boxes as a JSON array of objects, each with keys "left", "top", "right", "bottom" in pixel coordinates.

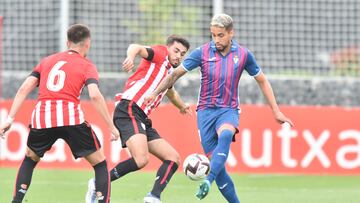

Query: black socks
[
  {"left": 12, "top": 156, "right": 38, "bottom": 203},
  {"left": 110, "top": 157, "right": 139, "bottom": 181},
  {"left": 93, "top": 160, "right": 110, "bottom": 203},
  {"left": 150, "top": 160, "right": 178, "bottom": 198}
]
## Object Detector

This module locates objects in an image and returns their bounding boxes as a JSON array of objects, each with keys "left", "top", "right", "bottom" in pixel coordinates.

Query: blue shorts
[{"left": 197, "top": 107, "right": 240, "bottom": 154}]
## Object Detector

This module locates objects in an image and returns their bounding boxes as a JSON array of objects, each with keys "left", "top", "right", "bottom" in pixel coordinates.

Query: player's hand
[
  {"left": 143, "top": 94, "right": 156, "bottom": 106},
  {"left": 180, "top": 105, "right": 192, "bottom": 116},
  {"left": 274, "top": 110, "right": 294, "bottom": 127},
  {"left": 122, "top": 57, "right": 135, "bottom": 72},
  {"left": 0, "top": 122, "right": 12, "bottom": 139},
  {"left": 110, "top": 126, "right": 120, "bottom": 141}
]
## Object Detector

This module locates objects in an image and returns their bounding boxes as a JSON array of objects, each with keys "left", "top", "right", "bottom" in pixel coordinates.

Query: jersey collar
[{"left": 68, "top": 49, "right": 80, "bottom": 54}]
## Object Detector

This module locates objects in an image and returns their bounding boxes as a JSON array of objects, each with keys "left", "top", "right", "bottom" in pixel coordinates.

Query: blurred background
[
  {"left": 0, "top": 1, "right": 359, "bottom": 203},
  {"left": 0, "top": 0, "right": 359, "bottom": 105}
]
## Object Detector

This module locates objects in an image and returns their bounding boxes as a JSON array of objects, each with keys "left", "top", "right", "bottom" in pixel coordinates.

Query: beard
[
  {"left": 171, "top": 63, "right": 179, "bottom": 68},
  {"left": 215, "top": 44, "right": 226, "bottom": 52},
  {"left": 170, "top": 60, "right": 180, "bottom": 68}
]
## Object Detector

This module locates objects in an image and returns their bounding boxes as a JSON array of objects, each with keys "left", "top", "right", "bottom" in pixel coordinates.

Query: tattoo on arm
[{"left": 154, "top": 73, "right": 178, "bottom": 95}]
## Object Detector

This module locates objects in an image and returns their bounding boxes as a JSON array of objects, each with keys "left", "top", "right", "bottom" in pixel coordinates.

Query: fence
[{"left": 0, "top": 0, "right": 359, "bottom": 76}]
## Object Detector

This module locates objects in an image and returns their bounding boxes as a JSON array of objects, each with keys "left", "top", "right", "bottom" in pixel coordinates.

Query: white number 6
[{"left": 46, "top": 61, "right": 67, "bottom": 92}]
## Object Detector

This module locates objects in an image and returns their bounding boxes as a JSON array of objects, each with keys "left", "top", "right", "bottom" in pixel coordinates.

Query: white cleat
[
  {"left": 143, "top": 193, "right": 162, "bottom": 203},
  {"left": 85, "top": 178, "right": 96, "bottom": 203}
]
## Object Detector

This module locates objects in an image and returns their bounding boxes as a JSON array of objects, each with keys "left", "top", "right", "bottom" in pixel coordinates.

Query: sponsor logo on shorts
[{"left": 114, "top": 168, "right": 120, "bottom": 178}]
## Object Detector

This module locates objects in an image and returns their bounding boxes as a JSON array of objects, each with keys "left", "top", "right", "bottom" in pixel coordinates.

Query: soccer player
[
  {"left": 85, "top": 35, "right": 191, "bottom": 203},
  {"left": 0, "top": 24, "right": 119, "bottom": 203},
  {"left": 144, "top": 14, "right": 294, "bottom": 202}
]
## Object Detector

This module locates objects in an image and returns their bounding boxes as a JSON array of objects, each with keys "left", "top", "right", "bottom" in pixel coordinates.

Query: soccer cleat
[
  {"left": 143, "top": 192, "right": 162, "bottom": 203},
  {"left": 196, "top": 180, "right": 211, "bottom": 200},
  {"left": 85, "top": 178, "right": 96, "bottom": 203}
]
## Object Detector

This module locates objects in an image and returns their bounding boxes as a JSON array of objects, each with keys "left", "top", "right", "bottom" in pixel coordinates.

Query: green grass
[{"left": 1, "top": 168, "right": 359, "bottom": 203}]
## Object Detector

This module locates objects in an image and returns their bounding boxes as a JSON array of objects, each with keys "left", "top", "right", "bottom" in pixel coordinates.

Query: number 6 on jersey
[{"left": 46, "top": 61, "right": 67, "bottom": 92}]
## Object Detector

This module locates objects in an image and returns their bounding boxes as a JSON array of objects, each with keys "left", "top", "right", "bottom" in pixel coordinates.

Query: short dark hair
[
  {"left": 67, "top": 24, "right": 91, "bottom": 44},
  {"left": 166, "top": 35, "right": 190, "bottom": 50}
]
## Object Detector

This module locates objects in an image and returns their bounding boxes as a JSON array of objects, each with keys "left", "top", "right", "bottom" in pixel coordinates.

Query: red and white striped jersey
[
  {"left": 115, "top": 45, "right": 173, "bottom": 115},
  {"left": 30, "top": 50, "right": 99, "bottom": 129}
]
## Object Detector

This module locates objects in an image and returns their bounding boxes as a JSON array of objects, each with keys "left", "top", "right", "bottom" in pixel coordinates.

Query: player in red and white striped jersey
[
  {"left": 86, "top": 35, "right": 191, "bottom": 203},
  {"left": 0, "top": 24, "right": 119, "bottom": 203}
]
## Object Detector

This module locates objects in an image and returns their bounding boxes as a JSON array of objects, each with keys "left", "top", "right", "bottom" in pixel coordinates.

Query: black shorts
[
  {"left": 113, "top": 99, "right": 161, "bottom": 148},
  {"left": 27, "top": 122, "right": 101, "bottom": 159}
]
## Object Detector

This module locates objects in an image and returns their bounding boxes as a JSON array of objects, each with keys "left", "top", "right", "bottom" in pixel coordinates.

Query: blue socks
[
  {"left": 206, "top": 129, "right": 233, "bottom": 183},
  {"left": 216, "top": 168, "right": 240, "bottom": 203},
  {"left": 204, "top": 129, "right": 240, "bottom": 203}
]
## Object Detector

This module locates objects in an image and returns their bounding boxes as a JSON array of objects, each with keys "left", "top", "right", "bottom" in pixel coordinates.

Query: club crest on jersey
[{"left": 233, "top": 55, "right": 239, "bottom": 64}]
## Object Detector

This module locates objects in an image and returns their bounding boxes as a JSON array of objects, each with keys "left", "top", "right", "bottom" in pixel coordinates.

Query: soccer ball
[{"left": 183, "top": 153, "right": 210, "bottom": 181}]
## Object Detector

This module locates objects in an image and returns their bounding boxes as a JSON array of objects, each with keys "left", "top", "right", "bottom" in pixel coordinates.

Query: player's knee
[
  {"left": 133, "top": 154, "right": 149, "bottom": 168},
  {"left": 171, "top": 151, "right": 180, "bottom": 165},
  {"left": 219, "top": 129, "right": 234, "bottom": 145},
  {"left": 162, "top": 150, "right": 180, "bottom": 165},
  {"left": 25, "top": 148, "right": 40, "bottom": 162}
]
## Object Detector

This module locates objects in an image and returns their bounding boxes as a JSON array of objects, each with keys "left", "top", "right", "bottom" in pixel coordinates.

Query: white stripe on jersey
[
  {"left": 35, "top": 101, "right": 42, "bottom": 128},
  {"left": 141, "top": 61, "right": 169, "bottom": 114},
  {"left": 56, "top": 100, "right": 63, "bottom": 126},
  {"left": 31, "top": 100, "right": 84, "bottom": 129},
  {"left": 121, "top": 62, "right": 156, "bottom": 101},
  {"left": 45, "top": 100, "right": 52, "bottom": 128},
  {"left": 68, "top": 102, "right": 75, "bottom": 125}
]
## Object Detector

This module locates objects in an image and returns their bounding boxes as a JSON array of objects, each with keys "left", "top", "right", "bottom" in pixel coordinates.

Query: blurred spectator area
[{"left": 0, "top": 0, "right": 359, "bottom": 76}]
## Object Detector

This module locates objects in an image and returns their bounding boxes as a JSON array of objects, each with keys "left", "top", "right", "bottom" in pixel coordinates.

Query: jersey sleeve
[
  {"left": 145, "top": 47, "right": 154, "bottom": 61},
  {"left": 182, "top": 47, "right": 202, "bottom": 71},
  {"left": 84, "top": 64, "right": 99, "bottom": 86},
  {"left": 30, "top": 59, "right": 45, "bottom": 79},
  {"left": 150, "top": 45, "right": 167, "bottom": 64},
  {"left": 244, "top": 50, "right": 262, "bottom": 77}
]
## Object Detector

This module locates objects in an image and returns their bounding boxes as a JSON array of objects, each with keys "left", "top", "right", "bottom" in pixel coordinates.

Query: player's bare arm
[
  {"left": 144, "top": 65, "right": 187, "bottom": 105},
  {"left": 0, "top": 76, "right": 38, "bottom": 138},
  {"left": 122, "top": 44, "right": 149, "bottom": 72},
  {"left": 165, "top": 88, "right": 192, "bottom": 115},
  {"left": 87, "top": 84, "right": 120, "bottom": 141},
  {"left": 254, "top": 72, "right": 294, "bottom": 126}
]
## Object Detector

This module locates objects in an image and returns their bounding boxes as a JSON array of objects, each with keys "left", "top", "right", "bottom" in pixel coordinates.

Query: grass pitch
[{"left": 0, "top": 168, "right": 359, "bottom": 203}]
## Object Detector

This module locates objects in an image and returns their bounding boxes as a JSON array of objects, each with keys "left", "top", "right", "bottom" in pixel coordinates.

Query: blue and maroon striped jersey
[{"left": 182, "top": 41, "right": 261, "bottom": 110}]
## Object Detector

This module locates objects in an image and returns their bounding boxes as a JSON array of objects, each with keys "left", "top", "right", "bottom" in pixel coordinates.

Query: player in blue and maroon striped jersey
[{"left": 145, "top": 14, "right": 294, "bottom": 203}]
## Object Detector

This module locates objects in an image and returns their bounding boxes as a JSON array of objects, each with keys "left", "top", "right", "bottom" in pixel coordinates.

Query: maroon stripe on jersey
[
  {"left": 128, "top": 101, "right": 139, "bottom": 134},
  {"left": 63, "top": 101, "right": 70, "bottom": 126},
  {"left": 223, "top": 51, "right": 234, "bottom": 105},
  {"left": 199, "top": 43, "right": 210, "bottom": 108},
  {"left": 211, "top": 52, "right": 221, "bottom": 104},
  {"left": 51, "top": 101, "right": 57, "bottom": 127},
  {"left": 160, "top": 161, "right": 175, "bottom": 184},
  {"left": 232, "top": 48, "right": 247, "bottom": 107}
]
